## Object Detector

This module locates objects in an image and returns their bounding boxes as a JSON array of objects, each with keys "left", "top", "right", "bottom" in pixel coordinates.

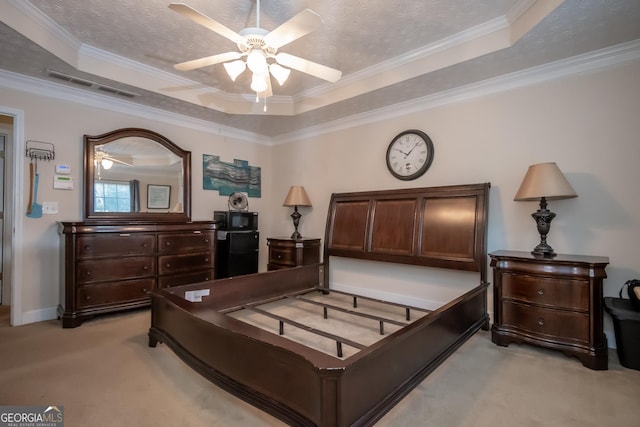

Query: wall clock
[{"left": 386, "top": 130, "right": 435, "bottom": 180}]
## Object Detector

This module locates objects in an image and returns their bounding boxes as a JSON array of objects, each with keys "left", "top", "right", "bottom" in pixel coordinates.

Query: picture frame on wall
[{"left": 147, "top": 184, "right": 171, "bottom": 209}]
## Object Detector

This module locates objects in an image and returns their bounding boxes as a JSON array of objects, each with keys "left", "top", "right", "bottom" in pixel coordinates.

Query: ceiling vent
[{"left": 45, "top": 69, "right": 140, "bottom": 99}]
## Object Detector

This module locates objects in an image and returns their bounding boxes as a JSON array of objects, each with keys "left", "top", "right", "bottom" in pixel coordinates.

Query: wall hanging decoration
[
  {"left": 25, "top": 140, "right": 55, "bottom": 218},
  {"left": 203, "top": 154, "right": 261, "bottom": 197}
]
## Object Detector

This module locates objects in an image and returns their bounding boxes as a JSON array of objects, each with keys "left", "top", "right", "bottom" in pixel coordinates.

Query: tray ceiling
[{"left": 1, "top": 0, "right": 639, "bottom": 138}]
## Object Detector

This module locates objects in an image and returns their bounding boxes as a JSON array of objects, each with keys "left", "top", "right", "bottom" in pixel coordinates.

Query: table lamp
[
  {"left": 283, "top": 186, "right": 312, "bottom": 239},
  {"left": 514, "top": 162, "right": 577, "bottom": 257}
]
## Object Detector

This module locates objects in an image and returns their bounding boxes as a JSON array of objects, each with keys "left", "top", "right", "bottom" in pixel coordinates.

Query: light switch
[{"left": 42, "top": 202, "right": 58, "bottom": 214}]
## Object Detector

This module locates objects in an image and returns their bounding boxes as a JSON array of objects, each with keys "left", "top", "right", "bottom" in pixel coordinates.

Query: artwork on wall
[
  {"left": 203, "top": 154, "right": 261, "bottom": 197},
  {"left": 147, "top": 184, "right": 171, "bottom": 209}
]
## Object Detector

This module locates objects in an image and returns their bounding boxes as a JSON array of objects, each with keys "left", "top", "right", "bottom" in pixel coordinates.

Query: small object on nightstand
[
  {"left": 490, "top": 250, "right": 609, "bottom": 370},
  {"left": 267, "top": 237, "right": 321, "bottom": 271}
]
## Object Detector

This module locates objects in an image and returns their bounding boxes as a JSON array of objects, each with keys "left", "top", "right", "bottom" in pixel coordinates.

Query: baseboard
[{"left": 20, "top": 306, "right": 58, "bottom": 325}]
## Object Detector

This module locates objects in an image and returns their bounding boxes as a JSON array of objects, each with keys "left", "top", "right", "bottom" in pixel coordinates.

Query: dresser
[
  {"left": 58, "top": 221, "right": 216, "bottom": 328},
  {"left": 267, "top": 237, "right": 321, "bottom": 271},
  {"left": 490, "top": 250, "right": 609, "bottom": 370}
]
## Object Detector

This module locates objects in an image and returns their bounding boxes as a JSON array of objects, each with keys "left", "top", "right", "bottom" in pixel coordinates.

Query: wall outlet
[{"left": 42, "top": 202, "right": 58, "bottom": 214}]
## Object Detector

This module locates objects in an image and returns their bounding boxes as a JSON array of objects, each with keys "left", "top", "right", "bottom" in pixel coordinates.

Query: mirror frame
[{"left": 84, "top": 127, "right": 191, "bottom": 222}]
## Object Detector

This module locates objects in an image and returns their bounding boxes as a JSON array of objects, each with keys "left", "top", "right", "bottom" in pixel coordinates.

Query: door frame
[{"left": 0, "top": 105, "right": 25, "bottom": 326}]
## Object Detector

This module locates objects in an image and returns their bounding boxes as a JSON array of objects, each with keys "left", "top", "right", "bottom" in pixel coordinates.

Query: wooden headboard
[{"left": 323, "top": 183, "right": 490, "bottom": 285}]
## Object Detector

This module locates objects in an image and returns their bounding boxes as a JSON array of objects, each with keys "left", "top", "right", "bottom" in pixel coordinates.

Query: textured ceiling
[{"left": 1, "top": 0, "right": 639, "bottom": 138}]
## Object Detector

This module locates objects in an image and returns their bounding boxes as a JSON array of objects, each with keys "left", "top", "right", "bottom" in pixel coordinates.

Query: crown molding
[
  {"left": 0, "top": 69, "right": 269, "bottom": 144},
  {"left": 274, "top": 39, "right": 640, "bottom": 145},
  {"left": 1, "top": 39, "right": 638, "bottom": 146}
]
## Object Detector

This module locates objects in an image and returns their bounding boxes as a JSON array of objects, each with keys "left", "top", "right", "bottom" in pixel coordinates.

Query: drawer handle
[
  {"left": 142, "top": 288, "right": 148, "bottom": 293},
  {"left": 85, "top": 271, "right": 91, "bottom": 276},
  {"left": 143, "top": 266, "right": 148, "bottom": 270},
  {"left": 537, "top": 288, "right": 544, "bottom": 295},
  {"left": 193, "top": 230, "right": 202, "bottom": 234},
  {"left": 538, "top": 318, "right": 545, "bottom": 326},
  {"left": 204, "top": 239, "right": 209, "bottom": 243},
  {"left": 165, "top": 242, "right": 171, "bottom": 246},
  {"left": 119, "top": 233, "right": 130, "bottom": 237},
  {"left": 85, "top": 295, "right": 91, "bottom": 300},
  {"left": 165, "top": 263, "right": 171, "bottom": 268},
  {"left": 83, "top": 245, "right": 91, "bottom": 251},
  {"left": 204, "top": 258, "right": 209, "bottom": 262},
  {"left": 277, "top": 254, "right": 282, "bottom": 259}
]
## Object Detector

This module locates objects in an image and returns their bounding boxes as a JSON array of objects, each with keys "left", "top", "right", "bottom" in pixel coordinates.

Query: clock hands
[{"left": 406, "top": 141, "right": 421, "bottom": 156}]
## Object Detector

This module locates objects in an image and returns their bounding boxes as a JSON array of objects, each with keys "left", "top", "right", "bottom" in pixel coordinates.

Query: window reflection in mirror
[{"left": 84, "top": 128, "right": 191, "bottom": 222}]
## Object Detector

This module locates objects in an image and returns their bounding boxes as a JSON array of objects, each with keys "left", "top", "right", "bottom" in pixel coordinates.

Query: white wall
[
  {"left": 0, "top": 85, "right": 272, "bottom": 323},
  {"left": 1, "top": 57, "right": 639, "bottom": 349},
  {"left": 270, "top": 60, "right": 640, "bottom": 344}
]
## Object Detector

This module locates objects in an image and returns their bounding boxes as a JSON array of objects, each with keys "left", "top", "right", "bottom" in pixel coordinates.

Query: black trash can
[{"left": 604, "top": 297, "right": 640, "bottom": 370}]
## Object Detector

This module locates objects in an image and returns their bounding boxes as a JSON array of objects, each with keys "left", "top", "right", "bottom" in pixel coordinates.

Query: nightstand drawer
[
  {"left": 502, "top": 300, "right": 590, "bottom": 343},
  {"left": 269, "top": 247, "right": 296, "bottom": 266},
  {"left": 502, "top": 272, "right": 589, "bottom": 311}
]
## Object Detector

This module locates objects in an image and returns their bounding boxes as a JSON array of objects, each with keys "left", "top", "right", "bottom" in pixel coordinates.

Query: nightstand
[
  {"left": 267, "top": 237, "right": 321, "bottom": 271},
  {"left": 490, "top": 250, "right": 609, "bottom": 370}
]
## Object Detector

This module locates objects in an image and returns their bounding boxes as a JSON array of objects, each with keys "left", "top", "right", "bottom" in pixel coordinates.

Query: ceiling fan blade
[
  {"left": 174, "top": 51, "right": 242, "bottom": 71},
  {"left": 169, "top": 3, "right": 243, "bottom": 44},
  {"left": 275, "top": 52, "right": 342, "bottom": 83},
  {"left": 108, "top": 157, "right": 133, "bottom": 167},
  {"left": 263, "top": 9, "right": 323, "bottom": 49}
]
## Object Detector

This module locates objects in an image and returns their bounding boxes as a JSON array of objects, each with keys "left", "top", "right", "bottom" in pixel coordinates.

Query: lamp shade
[
  {"left": 283, "top": 186, "right": 312, "bottom": 207},
  {"left": 514, "top": 162, "right": 577, "bottom": 201}
]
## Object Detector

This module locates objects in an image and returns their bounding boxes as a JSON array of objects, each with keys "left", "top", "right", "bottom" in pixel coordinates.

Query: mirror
[{"left": 84, "top": 128, "right": 191, "bottom": 222}]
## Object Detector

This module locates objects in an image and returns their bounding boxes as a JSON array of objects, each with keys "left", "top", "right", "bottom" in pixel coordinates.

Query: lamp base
[
  {"left": 531, "top": 243, "right": 556, "bottom": 258},
  {"left": 290, "top": 206, "right": 302, "bottom": 240},
  {"left": 530, "top": 197, "right": 557, "bottom": 258}
]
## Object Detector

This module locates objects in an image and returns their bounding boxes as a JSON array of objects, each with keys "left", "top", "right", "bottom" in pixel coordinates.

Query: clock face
[{"left": 386, "top": 130, "right": 434, "bottom": 180}]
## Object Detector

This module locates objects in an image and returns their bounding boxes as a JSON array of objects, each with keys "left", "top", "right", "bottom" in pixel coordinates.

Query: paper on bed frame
[{"left": 185, "top": 289, "right": 210, "bottom": 302}]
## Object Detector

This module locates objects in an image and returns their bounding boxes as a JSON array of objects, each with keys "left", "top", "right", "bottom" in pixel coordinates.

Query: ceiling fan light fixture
[
  {"left": 250, "top": 72, "right": 268, "bottom": 93},
  {"left": 101, "top": 158, "right": 114, "bottom": 170},
  {"left": 269, "top": 63, "right": 291, "bottom": 86},
  {"left": 246, "top": 49, "right": 268, "bottom": 74},
  {"left": 223, "top": 60, "right": 246, "bottom": 81}
]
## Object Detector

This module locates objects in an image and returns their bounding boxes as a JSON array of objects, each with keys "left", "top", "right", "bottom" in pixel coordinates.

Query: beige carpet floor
[{"left": 0, "top": 305, "right": 638, "bottom": 427}]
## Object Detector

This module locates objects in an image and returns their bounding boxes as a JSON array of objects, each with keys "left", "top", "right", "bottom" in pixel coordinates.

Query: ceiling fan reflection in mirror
[
  {"left": 168, "top": 1, "right": 342, "bottom": 105},
  {"left": 94, "top": 147, "right": 133, "bottom": 179},
  {"left": 228, "top": 192, "right": 249, "bottom": 211}
]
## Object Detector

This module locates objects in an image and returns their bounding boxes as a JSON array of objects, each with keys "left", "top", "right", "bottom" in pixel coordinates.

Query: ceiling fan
[
  {"left": 95, "top": 148, "right": 133, "bottom": 169},
  {"left": 168, "top": 1, "right": 342, "bottom": 98}
]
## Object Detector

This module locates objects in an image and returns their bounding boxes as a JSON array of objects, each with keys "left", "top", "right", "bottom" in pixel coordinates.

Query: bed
[{"left": 148, "top": 182, "right": 490, "bottom": 426}]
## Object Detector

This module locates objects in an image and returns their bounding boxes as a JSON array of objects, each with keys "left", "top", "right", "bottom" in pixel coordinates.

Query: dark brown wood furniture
[
  {"left": 149, "top": 183, "right": 490, "bottom": 426},
  {"left": 490, "top": 250, "right": 609, "bottom": 370},
  {"left": 267, "top": 237, "right": 321, "bottom": 270},
  {"left": 58, "top": 221, "right": 216, "bottom": 328}
]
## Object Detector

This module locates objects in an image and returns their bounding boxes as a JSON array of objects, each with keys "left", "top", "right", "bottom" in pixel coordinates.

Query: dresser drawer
[
  {"left": 76, "top": 256, "right": 156, "bottom": 284},
  {"left": 269, "top": 247, "right": 296, "bottom": 267},
  {"left": 76, "top": 278, "right": 154, "bottom": 308},
  {"left": 502, "top": 272, "right": 589, "bottom": 311},
  {"left": 158, "top": 231, "right": 215, "bottom": 254},
  {"left": 158, "top": 252, "right": 215, "bottom": 275},
  {"left": 502, "top": 300, "right": 590, "bottom": 343},
  {"left": 157, "top": 269, "right": 215, "bottom": 289},
  {"left": 76, "top": 233, "right": 156, "bottom": 259}
]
